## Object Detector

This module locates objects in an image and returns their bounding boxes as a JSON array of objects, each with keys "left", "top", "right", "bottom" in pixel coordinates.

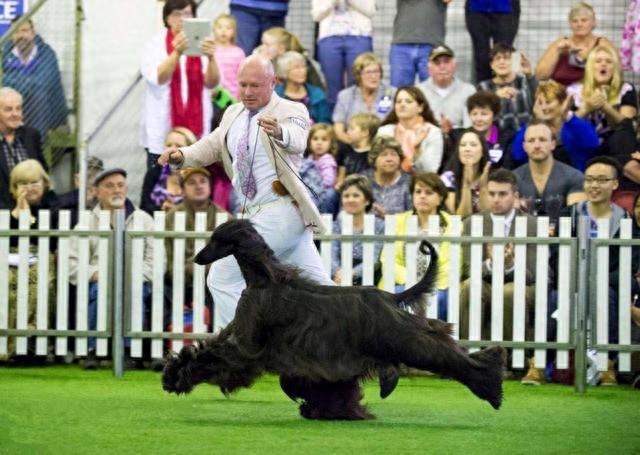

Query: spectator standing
[
  {"left": 380, "top": 172, "right": 453, "bottom": 320},
  {"left": 212, "top": 14, "right": 246, "bottom": 100},
  {"left": 513, "top": 120, "right": 585, "bottom": 224},
  {"left": 389, "top": 0, "right": 451, "bottom": 87},
  {"left": 0, "top": 87, "right": 46, "bottom": 209},
  {"left": 363, "top": 135, "right": 412, "bottom": 218},
  {"left": 229, "top": 0, "right": 289, "bottom": 56},
  {"left": 274, "top": 51, "right": 331, "bottom": 124},
  {"left": 331, "top": 174, "right": 384, "bottom": 285},
  {"left": 377, "top": 86, "right": 444, "bottom": 174},
  {"left": 335, "top": 112, "right": 379, "bottom": 189},
  {"left": 416, "top": 44, "right": 476, "bottom": 137},
  {"left": 478, "top": 42, "right": 536, "bottom": 136},
  {"left": 68, "top": 168, "right": 156, "bottom": 369},
  {"left": 2, "top": 16, "right": 67, "bottom": 137},
  {"left": 332, "top": 52, "right": 394, "bottom": 144},
  {"left": 139, "top": 0, "right": 219, "bottom": 170},
  {"left": 311, "top": 0, "right": 376, "bottom": 112},
  {"left": 535, "top": 2, "right": 614, "bottom": 87},
  {"left": 465, "top": 0, "right": 520, "bottom": 83}
]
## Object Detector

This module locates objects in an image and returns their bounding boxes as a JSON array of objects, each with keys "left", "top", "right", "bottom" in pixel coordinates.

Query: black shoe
[{"left": 83, "top": 350, "right": 98, "bottom": 370}]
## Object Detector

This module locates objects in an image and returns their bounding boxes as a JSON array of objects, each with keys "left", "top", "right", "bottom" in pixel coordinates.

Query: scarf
[
  {"left": 166, "top": 30, "right": 204, "bottom": 137},
  {"left": 395, "top": 122, "right": 430, "bottom": 174}
]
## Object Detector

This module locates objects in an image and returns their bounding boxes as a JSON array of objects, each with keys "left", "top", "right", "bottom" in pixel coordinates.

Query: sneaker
[
  {"left": 521, "top": 358, "right": 544, "bottom": 385},
  {"left": 599, "top": 360, "right": 617, "bottom": 386},
  {"left": 83, "top": 350, "right": 98, "bottom": 370}
]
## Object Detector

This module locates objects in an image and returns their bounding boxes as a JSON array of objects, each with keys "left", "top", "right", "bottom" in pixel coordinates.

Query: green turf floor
[{"left": 0, "top": 366, "right": 638, "bottom": 455}]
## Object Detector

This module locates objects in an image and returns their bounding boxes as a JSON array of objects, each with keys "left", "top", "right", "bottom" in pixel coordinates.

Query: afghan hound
[{"left": 163, "top": 219, "right": 505, "bottom": 420}]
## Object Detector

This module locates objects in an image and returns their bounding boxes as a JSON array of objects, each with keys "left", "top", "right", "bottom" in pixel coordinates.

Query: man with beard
[
  {"left": 2, "top": 16, "right": 67, "bottom": 137},
  {"left": 68, "top": 168, "right": 156, "bottom": 369}
]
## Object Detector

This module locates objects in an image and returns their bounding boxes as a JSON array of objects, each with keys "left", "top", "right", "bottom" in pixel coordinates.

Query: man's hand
[
  {"left": 157, "top": 147, "right": 184, "bottom": 167},
  {"left": 257, "top": 115, "right": 283, "bottom": 140}
]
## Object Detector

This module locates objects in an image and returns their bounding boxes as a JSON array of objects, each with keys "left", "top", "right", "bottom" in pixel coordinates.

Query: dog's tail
[{"left": 394, "top": 240, "right": 438, "bottom": 305}]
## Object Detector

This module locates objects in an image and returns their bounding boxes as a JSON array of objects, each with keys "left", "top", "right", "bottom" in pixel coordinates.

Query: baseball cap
[
  {"left": 180, "top": 167, "right": 210, "bottom": 186},
  {"left": 429, "top": 44, "right": 455, "bottom": 61},
  {"left": 93, "top": 168, "right": 127, "bottom": 186}
]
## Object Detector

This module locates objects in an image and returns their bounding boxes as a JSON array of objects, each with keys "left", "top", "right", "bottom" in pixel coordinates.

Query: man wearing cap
[
  {"left": 159, "top": 55, "right": 334, "bottom": 327},
  {"left": 68, "top": 168, "right": 156, "bottom": 369},
  {"left": 164, "top": 167, "right": 230, "bottom": 331},
  {"left": 57, "top": 156, "right": 105, "bottom": 227},
  {"left": 416, "top": 44, "right": 476, "bottom": 135}
]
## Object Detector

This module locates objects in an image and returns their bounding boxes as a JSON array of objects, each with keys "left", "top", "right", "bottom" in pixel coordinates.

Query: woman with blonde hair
[
  {"left": 535, "top": 2, "right": 615, "bottom": 86},
  {"left": 5, "top": 159, "right": 58, "bottom": 362}
]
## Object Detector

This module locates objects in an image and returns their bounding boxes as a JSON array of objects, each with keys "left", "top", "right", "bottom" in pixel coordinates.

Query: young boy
[{"left": 335, "top": 112, "right": 380, "bottom": 189}]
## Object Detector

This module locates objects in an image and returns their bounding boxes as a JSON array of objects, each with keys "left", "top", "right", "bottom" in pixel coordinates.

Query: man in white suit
[{"left": 159, "top": 55, "right": 333, "bottom": 326}]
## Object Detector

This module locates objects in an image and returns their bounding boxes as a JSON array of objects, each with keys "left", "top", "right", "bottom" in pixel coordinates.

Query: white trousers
[{"left": 207, "top": 199, "right": 333, "bottom": 328}]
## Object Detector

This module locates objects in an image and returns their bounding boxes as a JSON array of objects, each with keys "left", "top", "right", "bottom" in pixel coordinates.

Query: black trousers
[{"left": 465, "top": 0, "right": 521, "bottom": 83}]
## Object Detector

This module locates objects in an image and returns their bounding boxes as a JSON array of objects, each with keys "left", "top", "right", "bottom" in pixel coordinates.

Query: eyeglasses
[
  {"left": 361, "top": 69, "right": 381, "bottom": 76},
  {"left": 99, "top": 182, "right": 127, "bottom": 190},
  {"left": 169, "top": 10, "right": 193, "bottom": 19},
  {"left": 584, "top": 176, "right": 615, "bottom": 185},
  {"left": 16, "top": 180, "right": 42, "bottom": 188}
]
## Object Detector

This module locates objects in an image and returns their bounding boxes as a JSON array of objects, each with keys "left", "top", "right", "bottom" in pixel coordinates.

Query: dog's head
[{"left": 195, "top": 219, "right": 267, "bottom": 265}]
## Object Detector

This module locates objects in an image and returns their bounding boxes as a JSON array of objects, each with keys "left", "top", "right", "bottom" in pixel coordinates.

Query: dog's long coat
[{"left": 163, "top": 219, "right": 505, "bottom": 420}]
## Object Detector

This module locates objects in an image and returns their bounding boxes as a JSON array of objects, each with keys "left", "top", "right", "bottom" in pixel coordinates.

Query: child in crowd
[
  {"left": 301, "top": 123, "right": 339, "bottom": 216},
  {"left": 335, "top": 112, "right": 380, "bottom": 189},
  {"left": 212, "top": 14, "right": 245, "bottom": 100}
]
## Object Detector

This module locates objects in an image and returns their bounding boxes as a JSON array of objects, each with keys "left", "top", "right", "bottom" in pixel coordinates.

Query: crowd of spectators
[{"left": 1, "top": 1, "right": 639, "bottom": 387}]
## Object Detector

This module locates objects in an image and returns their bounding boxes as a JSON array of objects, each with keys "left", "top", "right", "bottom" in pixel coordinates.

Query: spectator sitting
[
  {"left": 459, "top": 169, "right": 538, "bottom": 381},
  {"left": 478, "top": 42, "right": 536, "bottom": 136},
  {"left": 141, "top": 127, "right": 196, "bottom": 214},
  {"left": 509, "top": 79, "right": 599, "bottom": 171},
  {"left": 417, "top": 44, "right": 476, "bottom": 136},
  {"left": 311, "top": 0, "right": 376, "bottom": 112},
  {"left": 558, "top": 156, "right": 640, "bottom": 385},
  {"left": 68, "top": 168, "right": 157, "bottom": 370},
  {"left": 0, "top": 87, "right": 47, "bottom": 209},
  {"left": 441, "top": 128, "right": 492, "bottom": 217},
  {"left": 5, "top": 159, "right": 58, "bottom": 363},
  {"left": 257, "top": 26, "right": 326, "bottom": 91},
  {"left": 332, "top": 52, "right": 395, "bottom": 144},
  {"left": 331, "top": 174, "right": 384, "bottom": 286},
  {"left": 377, "top": 86, "right": 444, "bottom": 174},
  {"left": 535, "top": 2, "right": 614, "bottom": 87},
  {"left": 513, "top": 120, "right": 585, "bottom": 224},
  {"left": 275, "top": 51, "right": 331, "bottom": 124},
  {"left": 303, "top": 123, "right": 339, "bottom": 216},
  {"left": 2, "top": 16, "right": 68, "bottom": 137},
  {"left": 335, "top": 112, "right": 380, "bottom": 189},
  {"left": 363, "top": 135, "right": 412, "bottom": 218},
  {"left": 379, "top": 172, "right": 453, "bottom": 320},
  {"left": 448, "top": 90, "right": 511, "bottom": 169},
  {"left": 212, "top": 13, "right": 245, "bottom": 101},
  {"left": 164, "top": 167, "right": 230, "bottom": 343},
  {"left": 57, "top": 156, "right": 105, "bottom": 227}
]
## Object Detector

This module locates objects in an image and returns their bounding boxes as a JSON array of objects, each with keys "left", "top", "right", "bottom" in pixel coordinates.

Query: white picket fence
[{"left": 1, "top": 209, "right": 638, "bottom": 381}]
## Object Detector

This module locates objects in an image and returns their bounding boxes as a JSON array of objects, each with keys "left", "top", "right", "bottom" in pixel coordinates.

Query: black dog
[{"left": 163, "top": 219, "right": 506, "bottom": 420}]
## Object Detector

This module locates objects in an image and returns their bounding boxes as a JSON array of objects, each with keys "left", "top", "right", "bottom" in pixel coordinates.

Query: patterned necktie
[{"left": 236, "top": 110, "right": 257, "bottom": 199}]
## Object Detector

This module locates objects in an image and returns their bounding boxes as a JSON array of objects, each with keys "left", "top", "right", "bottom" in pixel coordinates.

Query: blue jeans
[
  {"left": 230, "top": 6, "right": 286, "bottom": 56},
  {"left": 88, "top": 281, "right": 151, "bottom": 350},
  {"left": 389, "top": 43, "right": 432, "bottom": 87},
  {"left": 437, "top": 289, "right": 449, "bottom": 321},
  {"left": 317, "top": 36, "right": 373, "bottom": 111}
]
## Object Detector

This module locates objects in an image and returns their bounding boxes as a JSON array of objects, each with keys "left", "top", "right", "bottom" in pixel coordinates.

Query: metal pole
[
  {"left": 111, "top": 209, "right": 125, "bottom": 377},
  {"left": 574, "top": 215, "right": 589, "bottom": 392}
]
